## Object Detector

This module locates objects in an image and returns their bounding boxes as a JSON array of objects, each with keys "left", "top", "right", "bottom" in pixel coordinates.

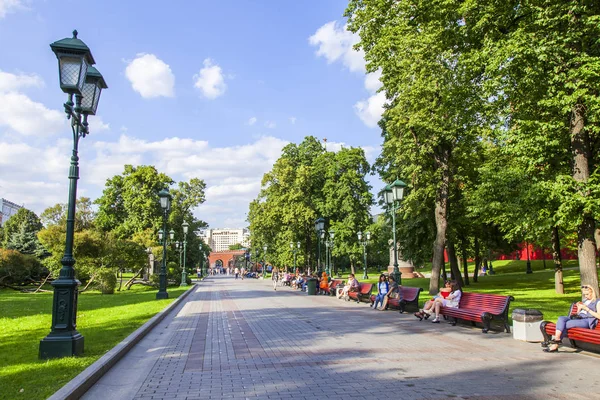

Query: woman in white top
[{"left": 430, "top": 280, "right": 462, "bottom": 323}]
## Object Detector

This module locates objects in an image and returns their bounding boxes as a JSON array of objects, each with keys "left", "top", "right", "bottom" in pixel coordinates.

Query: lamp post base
[
  {"left": 39, "top": 331, "right": 84, "bottom": 359},
  {"left": 363, "top": 268, "right": 368, "bottom": 280},
  {"left": 180, "top": 271, "right": 188, "bottom": 287},
  {"left": 156, "top": 291, "right": 169, "bottom": 300}
]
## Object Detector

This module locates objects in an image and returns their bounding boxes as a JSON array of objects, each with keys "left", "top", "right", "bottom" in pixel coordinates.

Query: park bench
[
  {"left": 325, "top": 279, "right": 344, "bottom": 296},
  {"left": 347, "top": 283, "right": 374, "bottom": 303},
  {"left": 369, "top": 286, "right": 423, "bottom": 313},
  {"left": 540, "top": 304, "right": 600, "bottom": 353},
  {"left": 438, "top": 292, "right": 515, "bottom": 333}
]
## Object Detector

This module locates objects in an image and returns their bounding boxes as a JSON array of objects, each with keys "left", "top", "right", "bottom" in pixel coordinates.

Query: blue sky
[{"left": 0, "top": 0, "right": 385, "bottom": 228}]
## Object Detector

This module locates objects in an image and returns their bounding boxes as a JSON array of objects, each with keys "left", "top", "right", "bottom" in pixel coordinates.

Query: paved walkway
[{"left": 82, "top": 276, "right": 600, "bottom": 400}]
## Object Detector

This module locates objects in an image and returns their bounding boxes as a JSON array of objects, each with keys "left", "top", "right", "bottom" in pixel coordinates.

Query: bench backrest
[
  {"left": 459, "top": 292, "right": 513, "bottom": 314},
  {"left": 399, "top": 286, "right": 423, "bottom": 302},
  {"left": 330, "top": 279, "right": 344, "bottom": 288},
  {"left": 358, "top": 283, "right": 373, "bottom": 295}
]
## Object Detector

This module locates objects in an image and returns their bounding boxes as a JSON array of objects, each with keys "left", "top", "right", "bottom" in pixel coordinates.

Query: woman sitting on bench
[
  {"left": 544, "top": 284, "right": 600, "bottom": 352},
  {"left": 337, "top": 274, "right": 359, "bottom": 299},
  {"left": 319, "top": 272, "right": 330, "bottom": 294},
  {"left": 414, "top": 280, "right": 461, "bottom": 323}
]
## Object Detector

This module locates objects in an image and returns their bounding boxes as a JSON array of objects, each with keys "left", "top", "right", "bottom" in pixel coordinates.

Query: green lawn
[{"left": 0, "top": 285, "right": 188, "bottom": 400}]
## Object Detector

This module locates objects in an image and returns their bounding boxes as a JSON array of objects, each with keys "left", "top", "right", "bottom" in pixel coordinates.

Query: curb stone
[{"left": 48, "top": 284, "right": 198, "bottom": 400}]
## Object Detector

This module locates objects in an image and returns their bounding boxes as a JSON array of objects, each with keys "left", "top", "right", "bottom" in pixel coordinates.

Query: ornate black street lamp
[
  {"left": 156, "top": 190, "right": 173, "bottom": 299},
  {"left": 358, "top": 231, "right": 371, "bottom": 279},
  {"left": 180, "top": 222, "right": 189, "bottom": 286},
  {"left": 39, "top": 30, "right": 107, "bottom": 360},
  {"left": 290, "top": 241, "right": 300, "bottom": 272},
  {"left": 384, "top": 179, "right": 407, "bottom": 285},
  {"left": 262, "top": 245, "right": 268, "bottom": 278},
  {"left": 314, "top": 218, "right": 325, "bottom": 274}
]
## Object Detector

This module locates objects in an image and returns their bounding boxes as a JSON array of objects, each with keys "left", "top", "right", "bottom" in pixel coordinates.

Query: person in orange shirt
[{"left": 319, "top": 272, "right": 330, "bottom": 294}]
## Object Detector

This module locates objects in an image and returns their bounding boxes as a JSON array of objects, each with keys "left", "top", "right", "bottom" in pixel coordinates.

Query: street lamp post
[
  {"left": 315, "top": 218, "right": 325, "bottom": 274},
  {"left": 384, "top": 179, "right": 407, "bottom": 285},
  {"left": 358, "top": 231, "right": 371, "bottom": 279},
  {"left": 175, "top": 241, "right": 183, "bottom": 276},
  {"left": 40, "top": 31, "right": 107, "bottom": 359},
  {"left": 290, "top": 241, "right": 300, "bottom": 273},
  {"left": 156, "top": 190, "right": 173, "bottom": 300},
  {"left": 180, "top": 222, "right": 189, "bottom": 286},
  {"left": 262, "top": 245, "right": 268, "bottom": 278},
  {"left": 325, "top": 231, "right": 334, "bottom": 277},
  {"left": 525, "top": 241, "right": 532, "bottom": 274}
]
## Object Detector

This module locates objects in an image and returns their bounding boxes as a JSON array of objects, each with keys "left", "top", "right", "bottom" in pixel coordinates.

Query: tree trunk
[
  {"left": 430, "top": 146, "right": 450, "bottom": 295},
  {"left": 551, "top": 226, "right": 564, "bottom": 295},
  {"left": 570, "top": 103, "right": 599, "bottom": 291},
  {"left": 461, "top": 241, "right": 469, "bottom": 286},
  {"left": 473, "top": 237, "right": 480, "bottom": 283},
  {"left": 447, "top": 240, "right": 464, "bottom": 288}
]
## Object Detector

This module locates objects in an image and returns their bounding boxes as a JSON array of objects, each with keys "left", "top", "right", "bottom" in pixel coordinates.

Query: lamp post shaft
[
  {"left": 526, "top": 241, "right": 532, "bottom": 274},
  {"left": 156, "top": 210, "right": 169, "bottom": 299},
  {"left": 180, "top": 239, "right": 188, "bottom": 287},
  {"left": 392, "top": 204, "right": 401, "bottom": 285},
  {"left": 362, "top": 243, "right": 368, "bottom": 279},
  {"left": 317, "top": 234, "right": 321, "bottom": 274},
  {"left": 39, "top": 133, "right": 84, "bottom": 359}
]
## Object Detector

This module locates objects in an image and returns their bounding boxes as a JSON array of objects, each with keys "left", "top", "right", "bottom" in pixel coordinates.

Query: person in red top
[{"left": 414, "top": 280, "right": 453, "bottom": 321}]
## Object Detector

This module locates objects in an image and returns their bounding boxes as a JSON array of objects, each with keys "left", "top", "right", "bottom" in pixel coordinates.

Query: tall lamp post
[
  {"left": 262, "top": 245, "right": 268, "bottom": 278},
  {"left": 156, "top": 190, "right": 173, "bottom": 299},
  {"left": 325, "top": 230, "right": 334, "bottom": 277},
  {"left": 384, "top": 179, "right": 407, "bottom": 285},
  {"left": 358, "top": 231, "right": 371, "bottom": 279},
  {"left": 40, "top": 31, "right": 108, "bottom": 359},
  {"left": 180, "top": 222, "right": 189, "bottom": 286},
  {"left": 315, "top": 218, "right": 325, "bottom": 274},
  {"left": 290, "top": 241, "right": 300, "bottom": 272}
]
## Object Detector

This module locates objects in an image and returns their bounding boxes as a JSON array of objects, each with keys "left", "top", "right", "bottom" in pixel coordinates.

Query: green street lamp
[
  {"left": 180, "top": 222, "right": 189, "bottom": 286},
  {"left": 384, "top": 179, "right": 407, "bottom": 285},
  {"left": 156, "top": 190, "right": 173, "bottom": 299},
  {"left": 314, "top": 218, "right": 325, "bottom": 274},
  {"left": 290, "top": 241, "right": 300, "bottom": 273},
  {"left": 262, "top": 245, "right": 268, "bottom": 278},
  {"left": 39, "top": 30, "right": 107, "bottom": 360},
  {"left": 325, "top": 230, "right": 334, "bottom": 277},
  {"left": 358, "top": 231, "right": 371, "bottom": 279}
]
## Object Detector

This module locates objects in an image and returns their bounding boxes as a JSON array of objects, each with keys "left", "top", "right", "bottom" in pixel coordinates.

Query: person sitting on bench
[{"left": 414, "top": 280, "right": 460, "bottom": 323}]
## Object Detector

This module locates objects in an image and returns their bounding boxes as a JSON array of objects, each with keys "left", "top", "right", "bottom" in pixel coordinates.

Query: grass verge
[{"left": 0, "top": 285, "right": 188, "bottom": 400}]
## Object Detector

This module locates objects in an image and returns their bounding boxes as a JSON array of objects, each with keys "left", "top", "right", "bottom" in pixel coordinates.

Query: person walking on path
[{"left": 272, "top": 267, "right": 279, "bottom": 291}]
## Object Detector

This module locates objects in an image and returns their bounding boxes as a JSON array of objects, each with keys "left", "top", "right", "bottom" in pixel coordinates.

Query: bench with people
[{"left": 414, "top": 280, "right": 514, "bottom": 333}]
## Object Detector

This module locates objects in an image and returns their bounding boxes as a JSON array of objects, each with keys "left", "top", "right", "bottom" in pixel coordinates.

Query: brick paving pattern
[{"left": 83, "top": 276, "right": 600, "bottom": 400}]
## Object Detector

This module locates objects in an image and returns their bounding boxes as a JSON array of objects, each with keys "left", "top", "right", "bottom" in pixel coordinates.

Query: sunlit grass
[{"left": 0, "top": 285, "right": 188, "bottom": 400}]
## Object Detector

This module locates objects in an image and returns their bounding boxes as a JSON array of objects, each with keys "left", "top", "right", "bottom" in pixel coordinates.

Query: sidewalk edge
[{"left": 48, "top": 284, "right": 198, "bottom": 400}]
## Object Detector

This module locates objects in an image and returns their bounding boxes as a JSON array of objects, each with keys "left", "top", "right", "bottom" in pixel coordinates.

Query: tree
[
  {"left": 229, "top": 243, "right": 244, "bottom": 250},
  {"left": 346, "top": 0, "right": 486, "bottom": 294},
  {"left": 1, "top": 208, "right": 45, "bottom": 257}
]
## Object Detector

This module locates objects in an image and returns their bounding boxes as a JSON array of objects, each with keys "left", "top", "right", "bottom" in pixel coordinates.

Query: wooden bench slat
[
  {"left": 438, "top": 292, "right": 514, "bottom": 334},
  {"left": 540, "top": 303, "right": 600, "bottom": 352}
]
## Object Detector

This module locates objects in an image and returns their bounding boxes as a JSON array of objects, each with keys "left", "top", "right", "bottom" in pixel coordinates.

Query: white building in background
[
  {"left": 0, "top": 198, "right": 22, "bottom": 226},
  {"left": 199, "top": 228, "right": 250, "bottom": 252}
]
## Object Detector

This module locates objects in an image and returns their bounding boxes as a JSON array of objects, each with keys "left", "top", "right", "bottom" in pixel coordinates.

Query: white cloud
[
  {"left": 354, "top": 91, "right": 386, "bottom": 129},
  {"left": 88, "top": 116, "right": 110, "bottom": 132},
  {"left": 289, "top": 117, "right": 296, "bottom": 124},
  {"left": 193, "top": 58, "right": 227, "bottom": 99},
  {"left": 0, "top": 92, "right": 65, "bottom": 136},
  {"left": 247, "top": 117, "right": 257, "bottom": 126},
  {"left": 264, "top": 120, "right": 276, "bottom": 129},
  {"left": 0, "top": 0, "right": 26, "bottom": 18},
  {"left": 125, "top": 54, "right": 175, "bottom": 98},
  {"left": 0, "top": 70, "right": 44, "bottom": 92},
  {"left": 310, "top": 21, "right": 387, "bottom": 128},
  {"left": 309, "top": 21, "right": 365, "bottom": 73}
]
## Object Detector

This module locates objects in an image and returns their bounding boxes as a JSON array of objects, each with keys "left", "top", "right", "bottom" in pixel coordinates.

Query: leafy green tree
[{"left": 2, "top": 208, "right": 45, "bottom": 257}]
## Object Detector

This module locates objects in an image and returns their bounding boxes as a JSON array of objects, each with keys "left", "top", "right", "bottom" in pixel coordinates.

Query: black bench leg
[
  {"left": 482, "top": 313, "right": 491, "bottom": 333},
  {"left": 539, "top": 321, "right": 552, "bottom": 347},
  {"left": 504, "top": 320, "right": 511, "bottom": 334}
]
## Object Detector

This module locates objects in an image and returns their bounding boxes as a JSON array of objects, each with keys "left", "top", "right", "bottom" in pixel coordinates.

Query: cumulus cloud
[
  {"left": 0, "top": 92, "right": 65, "bottom": 136},
  {"left": 247, "top": 117, "right": 257, "bottom": 126},
  {"left": 125, "top": 53, "right": 175, "bottom": 98},
  {"left": 0, "top": 70, "right": 44, "bottom": 92},
  {"left": 0, "top": 0, "right": 27, "bottom": 18},
  {"left": 310, "top": 21, "right": 387, "bottom": 128},
  {"left": 264, "top": 120, "right": 276, "bottom": 129},
  {"left": 193, "top": 58, "right": 227, "bottom": 99}
]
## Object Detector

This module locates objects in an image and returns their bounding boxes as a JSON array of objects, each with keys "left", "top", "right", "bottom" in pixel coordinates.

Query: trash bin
[
  {"left": 306, "top": 278, "right": 318, "bottom": 295},
  {"left": 512, "top": 308, "right": 544, "bottom": 342}
]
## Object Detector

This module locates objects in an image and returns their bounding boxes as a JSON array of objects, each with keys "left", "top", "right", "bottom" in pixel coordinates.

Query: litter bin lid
[
  {"left": 307, "top": 277, "right": 318, "bottom": 281},
  {"left": 512, "top": 308, "right": 543, "bottom": 322}
]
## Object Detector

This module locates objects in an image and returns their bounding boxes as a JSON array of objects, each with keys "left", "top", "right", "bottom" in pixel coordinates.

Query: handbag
[{"left": 570, "top": 314, "right": 583, "bottom": 320}]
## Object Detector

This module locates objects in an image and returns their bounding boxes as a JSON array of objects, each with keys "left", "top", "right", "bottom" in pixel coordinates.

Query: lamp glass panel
[
  {"left": 59, "top": 57, "right": 84, "bottom": 88},
  {"left": 366, "top": 232, "right": 371, "bottom": 240},
  {"left": 330, "top": 231, "right": 335, "bottom": 239},
  {"left": 297, "top": 242, "right": 301, "bottom": 249},
  {"left": 169, "top": 230, "right": 175, "bottom": 240},
  {"left": 392, "top": 185, "right": 404, "bottom": 201},
  {"left": 160, "top": 196, "right": 168, "bottom": 209},
  {"left": 357, "top": 231, "right": 362, "bottom": 240},
  {"left": 80, "top": 82, "right": 97, "bottom": 113},
  {"left": 158, "top": 230, "right": 163, "bottom": 240},
  {"left": 183, "top": 222, "right": 189, "bottom": 234},
  {"left": 384, "top": 190, "right": 394, "bottom": 205},
  {"left": 290, "top": 243, "right": 294, "bottom": 249}
]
